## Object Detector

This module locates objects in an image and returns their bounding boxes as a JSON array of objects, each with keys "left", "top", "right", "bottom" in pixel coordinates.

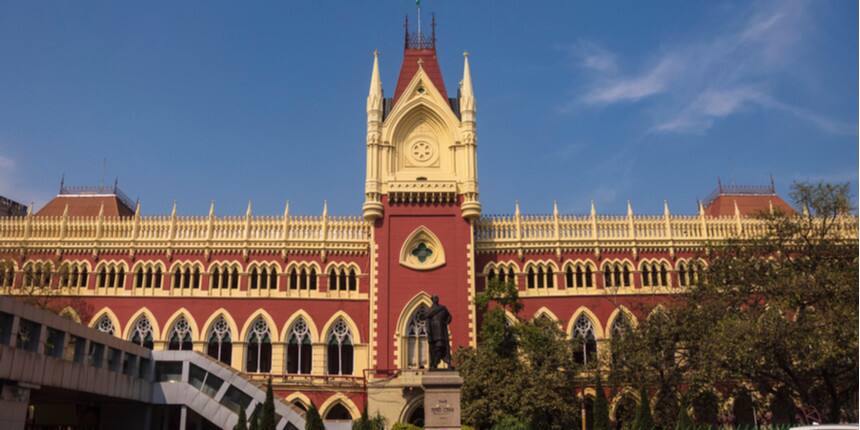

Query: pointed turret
[
  {"left": 208, "top": 200, "right": 215, "bottom": 218},
  {"left": 460, "top": 52, "right": 475, "bottom": 113},
  {"left": 367, "top": 49, "right": 383, "bottom": 113},
  {"left": 171, "top": 200, "right": 177, "bottom": 218},
  {"left": 245, "top": 200, "right": 253, "bottom": 217}
]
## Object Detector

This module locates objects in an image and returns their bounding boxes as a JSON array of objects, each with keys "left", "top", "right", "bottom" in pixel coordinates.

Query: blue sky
[{"left": 0, "top": 1, "right": 856, "bottom": 216}]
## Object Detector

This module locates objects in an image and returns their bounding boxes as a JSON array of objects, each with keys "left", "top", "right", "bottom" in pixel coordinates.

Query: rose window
[{"left": 410, "top": 141, "right": 434, "bottom": 162}]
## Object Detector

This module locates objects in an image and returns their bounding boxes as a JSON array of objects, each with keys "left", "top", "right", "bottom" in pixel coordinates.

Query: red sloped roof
[
  {"left": 704, "top": 194, "right": 795, "bottom": 217},
  {"left": 36, "top": 195, "right": 134, "bottom": 217},
  {"left": 393, "top": 48, "right": 448, "bottom": 105}
]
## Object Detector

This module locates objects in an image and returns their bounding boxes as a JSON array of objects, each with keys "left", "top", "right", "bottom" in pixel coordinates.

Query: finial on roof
[
  {"left": 403, "top": 14, "right": 409, "bottom": 48},
  {"left": 209, "top": 200, "right": 215, "bottom": 217},
  {"left": 698, "top": 200, "right": 705, "bottom": 216},
  {"left": 590, "top": 200, "right": 596, "bottom": 216},
  {"left": 663, "top": 200, "right": 670, "bottom": 216},
  {"left": 59, "top": 173, "right": 65, "bottom": 193},
  {"left": 171, "top": 200, "right": 177, "bottom": 217},
  {"left": 552, "top": 200, "right": 559, "bottom": 217},
  {"left": 27, "top": 203, "right": 33, "bottom": 216},
  {"left": 283, "top": 200, "right": 290, "bottom": 217},
  {"left": 717, "top": 177, "right": 723, "bottom": 193},
  {"left": 769, "top": 174, "right": 775, "bottom": 193},
  {"left": 514, "top": 200, "right": 521, "bottom": 216},
  {"left": 134, "top": 199, "right": 141, "bottom": 217},
  {"left": 322, "top": 200, "right": 328, "bottom": 217},
  {"left": 431, "top": 13, "right": 437, "bottom": 45},
  {"left": 113, "top": 177, "right": 118, "bottom": 191},
  {"left": 733, "top": 199, "right": 740, "bottom": 218},
  {"left": 62, "top": 203, "right": 69, "bottom": 217},
  {"left": 98, "top": 202, "right": 104, "bottom": 218},
  {"left": 627, "top": 200, "right": 633, "bottom": 217},
  {"left": 245, "top": 200, "right": 252, "bottom": 217},
  {"left": 417, "top": 57, "right": 424, "bottom": 67}
]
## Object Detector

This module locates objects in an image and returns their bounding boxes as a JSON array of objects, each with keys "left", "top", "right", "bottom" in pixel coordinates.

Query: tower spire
[
  {"left": 367, "top": 49, "right": 383, "bottom": 112},
  {"left": 460, "top": 51, "right": 475, "bottom": 112}
]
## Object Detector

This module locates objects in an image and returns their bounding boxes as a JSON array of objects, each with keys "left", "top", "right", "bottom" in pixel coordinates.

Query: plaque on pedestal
[{"left": 421, "top": 371, "right": 463, "bottom": 430}]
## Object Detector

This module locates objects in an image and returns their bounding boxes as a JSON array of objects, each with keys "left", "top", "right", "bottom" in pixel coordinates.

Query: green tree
[
  {"left": 260, "top": 378, "right": 276, "bottom": 430},
  {"left": 633, "top": 386, "right": 654, "bottom": 430},
  {"left": 593, "top": 373, "right": 610, "bottom": 430},
  {"left": 674, "top": 401, "right": 692, "bottom": 430},
  {"left": 305, "top": 402, "right": 325, "bottom": 430},
  {"left": 610, "top": 182, "right": 858, "bottom": 423},
  {"left": 234, "top": 407, "right": 248, "bottom": 430},
  {"left": 249, "top": 406, "right": 259, "bottom": 430},
  {"left": 353, "top": 407, "right": 385, "bottom": 430},
  {"left": 458, "top": 277, "right": 582, "bottom": 429}
]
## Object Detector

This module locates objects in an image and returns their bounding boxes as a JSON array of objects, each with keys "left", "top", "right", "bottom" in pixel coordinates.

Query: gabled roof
[
  {"left": 393, "top": 48, "right": 447, "bottom": 105},
  {"left": 393, "top": 20, "right": 447, "bottom": 105}
]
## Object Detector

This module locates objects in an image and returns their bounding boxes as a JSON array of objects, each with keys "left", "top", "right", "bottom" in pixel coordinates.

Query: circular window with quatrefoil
[{"left": 408, "top": 140, "right": 437, "bottom": 166}]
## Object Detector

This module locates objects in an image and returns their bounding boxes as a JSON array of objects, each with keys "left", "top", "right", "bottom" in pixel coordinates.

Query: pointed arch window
[
  {"left": 168, "top": 316, "right": 193, "bottom": 351},
  {"left": 327, "top": 318, "right": 354, "bottom": 375},
  {"left": 286, "top": 318, "right": 312, "bottom": 374},
  {"left": 572, "top": 314, "right": 597, "bottom": 365},
  {"left": 95, "top": 314, "right": 115, "bottom": 335},
  {"left": 0, "top": 261, "right": 14, "bottom": 288},
  {"left": 325, "top": 403, "right": 353, "bottom": 421},
  {"left": 206, "top": 316, "right": 232, "bottom": 365},
  {"left": 250, "top": 267, "right": 259, "bottom": 289},
  {"left": 611, "top": 313, "right": 631, "bottom": 338},
  {"left": 405, "top": 305, "right": 429, "bottom": 369},
  {"left": 246, "top": 317, "right": 272, "bottom": 373},
  {"left": 130, "top": 316, "right": 154, "bottom": 349}
]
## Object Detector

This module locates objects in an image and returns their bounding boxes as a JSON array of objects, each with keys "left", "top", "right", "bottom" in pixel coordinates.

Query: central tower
[
  {"left": 363, "top": 18, "right": 479, "bottom": 388},
  {"left": 363, "top": 17, "right": 480, "bottom": 221}
]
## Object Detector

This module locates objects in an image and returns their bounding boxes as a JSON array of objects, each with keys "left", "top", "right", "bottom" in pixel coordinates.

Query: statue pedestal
[{"left": 421, "top": 371, "right": 463, "bottom": 430}]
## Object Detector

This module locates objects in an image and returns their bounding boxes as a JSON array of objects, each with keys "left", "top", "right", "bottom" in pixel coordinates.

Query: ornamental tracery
[
  {"left": 246, "top": 316, "right": 272, "bottom": 373},
  {"left": 572, "top": 314, "right": 597, "bottom": 365},
  {"left": 287, "top": 317, "right": 312, "bottom": 374},
  {"left": 168, "top": 316, "right": 193, "bottom": 350},
  {"left": 130, "top": 315, "right": 154, "bottom": 349},
  {"left": 95, "top": 314, "right": 115, "bottom": 335},
  {"left": 399, "top": 226, "right": 446, "bottom": 270},
  {"left": 327, "top": 318, "right": 354, "bottom": 375},
  {"left": 404, "top": 305, "right": 429, "bottom": 369},
  {"left": 207, "top": 315, "right": 232, "bottom": 365}
]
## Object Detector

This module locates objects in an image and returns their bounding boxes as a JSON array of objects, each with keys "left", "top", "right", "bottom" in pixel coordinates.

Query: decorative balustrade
[
  {"left": 0, "top": 213, "right": 371, "bottom": 255},
  {"left": 475, "top": 206, "right": 858, "bottom": 254}
]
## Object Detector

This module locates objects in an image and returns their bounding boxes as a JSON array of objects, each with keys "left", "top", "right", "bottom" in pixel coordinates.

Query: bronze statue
[{"left": 423, "top": 295, "right": 453, "bottom": 370}]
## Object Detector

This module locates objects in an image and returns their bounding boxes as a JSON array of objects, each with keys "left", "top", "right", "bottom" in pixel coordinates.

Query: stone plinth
[{"left": 421, "top": 371, "right": 463, "bottom": 430}]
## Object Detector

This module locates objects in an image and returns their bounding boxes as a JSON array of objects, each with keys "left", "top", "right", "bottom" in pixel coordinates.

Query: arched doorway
[{"left": 402, "top": 396, "right": 425, "bottom": 428}]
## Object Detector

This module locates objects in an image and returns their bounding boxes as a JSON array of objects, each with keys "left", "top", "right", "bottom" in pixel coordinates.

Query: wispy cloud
[{"left": 570, "top": 1, "right": 856, "bottom": 136}]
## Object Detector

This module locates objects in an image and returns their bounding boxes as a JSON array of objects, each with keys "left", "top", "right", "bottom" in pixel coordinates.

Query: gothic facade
[{"left": 1, "top": 22, "right": 851, "bottom": 428}]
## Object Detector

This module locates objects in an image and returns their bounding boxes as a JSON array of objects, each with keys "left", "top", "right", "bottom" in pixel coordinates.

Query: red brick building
[{"left": 0, "top": 20, "right": 805, "bottom": 428}]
